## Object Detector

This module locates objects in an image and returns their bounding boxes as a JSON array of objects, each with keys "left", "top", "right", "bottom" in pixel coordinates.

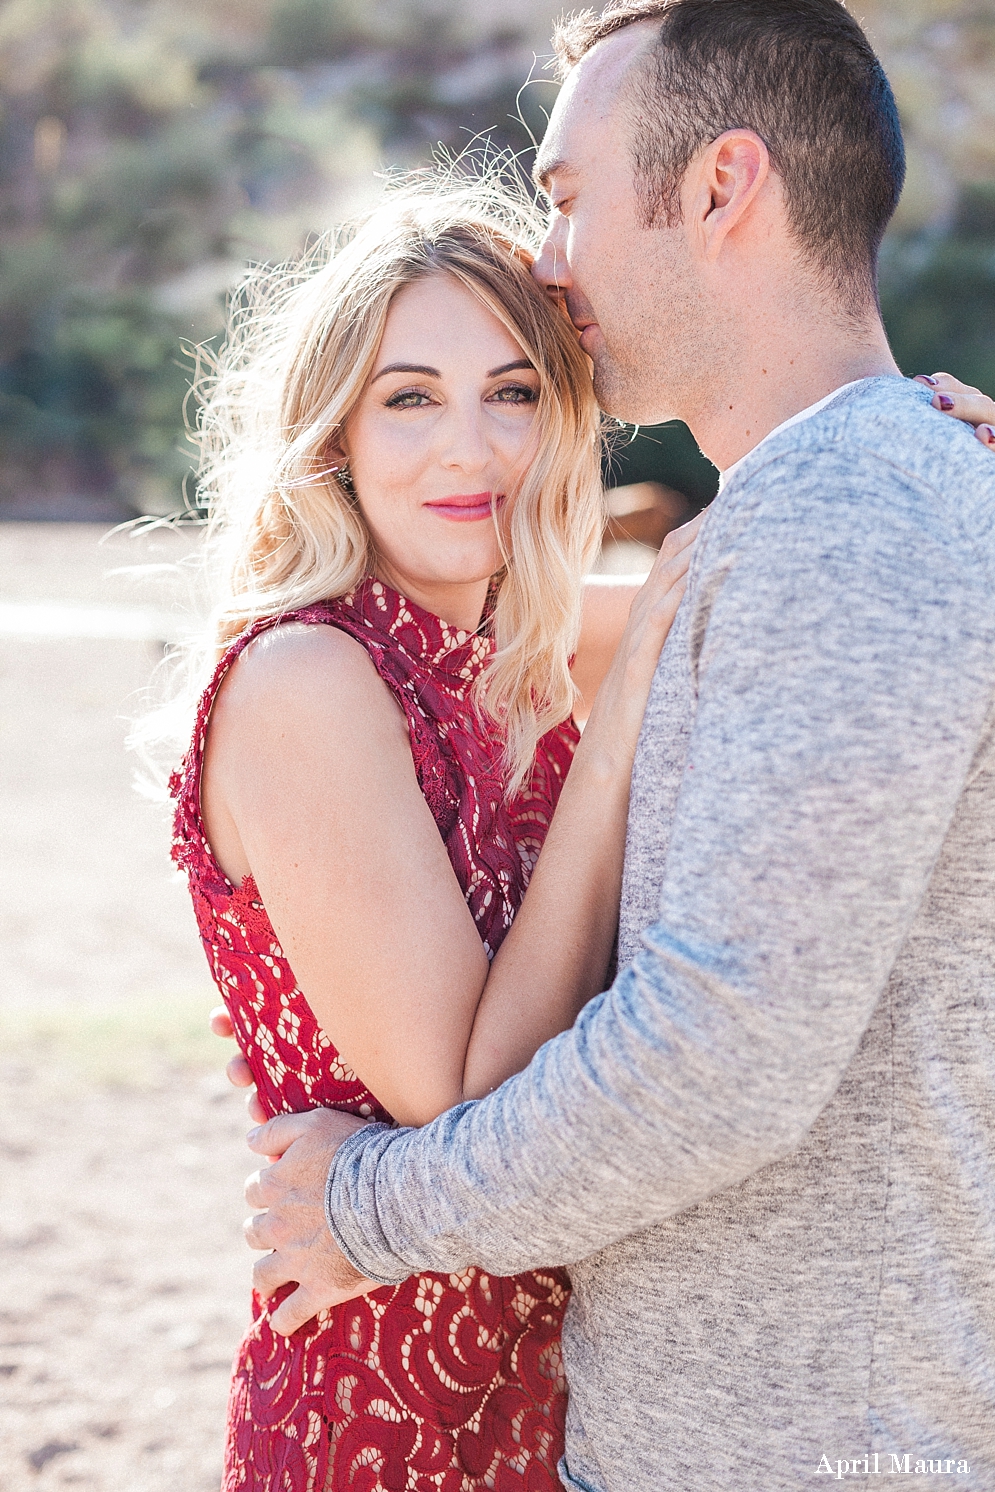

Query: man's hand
[
  {"left": 244, "top": 1109, "right": 383, "bottom": 1335},
  {"left": 210, "top": 1005, "right": 267, "bottom": 1122}
]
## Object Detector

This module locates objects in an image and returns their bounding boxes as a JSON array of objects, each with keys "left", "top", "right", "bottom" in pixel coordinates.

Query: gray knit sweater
[{"left": 327, "top": 378, "right": 995, "bottom": 1490}]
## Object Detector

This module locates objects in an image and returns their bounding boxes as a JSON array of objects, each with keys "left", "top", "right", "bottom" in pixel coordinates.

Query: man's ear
[{"left": 688, "top": 129, "right": 770, "bottom": 263}]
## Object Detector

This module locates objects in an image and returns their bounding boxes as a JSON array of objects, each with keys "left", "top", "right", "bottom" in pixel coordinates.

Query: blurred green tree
[
  {"left": 0, "top": 0, "right": 560, "bottom": 516},
  {"left": 881, "top": 186, "right": 995, "bottom": 398},
  {"left": 0, "top": 0, "right": 990, "bottom": 520}
]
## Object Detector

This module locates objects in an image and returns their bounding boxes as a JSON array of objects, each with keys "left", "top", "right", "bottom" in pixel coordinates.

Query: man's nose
[{"left": 531, "top": 216, "right": 571, "bottom": 302}]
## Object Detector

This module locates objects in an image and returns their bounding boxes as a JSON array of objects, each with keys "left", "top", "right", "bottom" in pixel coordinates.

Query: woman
[{"left": 170, "top": 184, "right": 697, "bottom": 1492}]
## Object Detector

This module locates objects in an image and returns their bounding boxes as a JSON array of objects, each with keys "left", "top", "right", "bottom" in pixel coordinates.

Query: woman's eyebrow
[
  {"left": 370, "top": 362, "right": 440, "bottom": 383},
  {"left": 371, "top": 358, "right": 536, "bottom": 383},
  {"left": 488, "top": 360, "right": 535, "bottom": 377}
]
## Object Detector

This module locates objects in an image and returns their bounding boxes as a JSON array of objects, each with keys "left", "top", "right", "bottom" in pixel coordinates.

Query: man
[{"left": 238, "top": 3, "right": 995, "bottom": 1486}]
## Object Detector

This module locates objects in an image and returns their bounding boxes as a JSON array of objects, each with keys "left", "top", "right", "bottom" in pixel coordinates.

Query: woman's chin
[
  {"left": 414, "top": 568, "right": 498, "bottom": 598},
  {"left": 381, "top": 543, "right": 503, "bottom": 595},
  {"left": 372, "top": 549, "right": 499, "bottom": 623}
]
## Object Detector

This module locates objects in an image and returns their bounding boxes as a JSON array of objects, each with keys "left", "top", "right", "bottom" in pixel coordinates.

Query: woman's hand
[
  {"left": 613, "top": 510, "right": 703, "bottom": 681},
  {"left": 915, "top": 372, "right": 995, "bottom": 448},
  {"left": 579, "top": 512, "right": 703, "bottom": 774}
]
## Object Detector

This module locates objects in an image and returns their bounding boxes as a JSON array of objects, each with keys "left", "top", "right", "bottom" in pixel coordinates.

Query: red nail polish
[
  {"left": 916, "top": 374, "right": 938, "bottom": 386},
  {"left": 938, "top": 395, "right": 954, "bottom": 411},
  {"left": 981, "top": 425, "right": 995, "bottom": 444}
]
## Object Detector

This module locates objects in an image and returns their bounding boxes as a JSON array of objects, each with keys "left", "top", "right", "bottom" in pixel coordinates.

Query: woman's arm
[
  {"left": 202, "top": 519, "right": 699, "bottom": 1128},
  {"left": 572, "top": 574, "right": 645, "bottom": 724},
  {"left": 203, "top": 623, "right": 490, "bottom": 1127},
  {"left": 461, "top": 520, "right": 701, "bottom": 1096}
]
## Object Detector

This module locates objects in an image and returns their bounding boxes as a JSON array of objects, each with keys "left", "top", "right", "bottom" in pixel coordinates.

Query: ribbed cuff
[{"left": 323, "top": 1122, "right": 414, "bottom": 1287}]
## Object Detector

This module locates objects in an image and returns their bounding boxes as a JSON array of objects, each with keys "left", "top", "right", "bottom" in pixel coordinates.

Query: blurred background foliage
[{"left": 0, "top": 0, "right": 991, "bottom": 520}]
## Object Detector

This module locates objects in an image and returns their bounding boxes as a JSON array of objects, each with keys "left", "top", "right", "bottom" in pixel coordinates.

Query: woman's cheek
[
  {"left": 491, "top": 412, "right": 537, "bottom": 475},
  {"left": 380, "top": 428, "right": 436, "bottom": 485}
]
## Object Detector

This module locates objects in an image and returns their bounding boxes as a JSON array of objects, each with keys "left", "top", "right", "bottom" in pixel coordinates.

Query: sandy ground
[
  {"left": 1, "top": 1067, "right": 251, "bottom": 1491},
  {"left": 0, "top": 521, "right": 216, "bottom": 1012},
  {"left": 1, "top": 523, "right": 250, "bottom": 1491}
]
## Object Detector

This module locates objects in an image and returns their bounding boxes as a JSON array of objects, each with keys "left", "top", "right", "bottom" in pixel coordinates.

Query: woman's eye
[
  {"left": 384, "top": 388, "right": 433, "bottom": 409},
  {"left": 489, "top": 383, "right": 538, "bottom": 405}
]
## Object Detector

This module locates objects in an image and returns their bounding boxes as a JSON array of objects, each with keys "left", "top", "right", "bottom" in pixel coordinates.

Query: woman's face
[{"left": 341, "top": 272, "right": 541, "bottom": 631}]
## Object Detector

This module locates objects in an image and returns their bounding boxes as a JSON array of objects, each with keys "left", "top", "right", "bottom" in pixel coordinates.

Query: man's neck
[{"left": 688, "top": 314, "right": 901, "bottom": 473}]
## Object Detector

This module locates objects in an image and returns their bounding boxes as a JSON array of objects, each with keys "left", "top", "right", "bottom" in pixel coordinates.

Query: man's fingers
[
  {"left": 244, "top": 1209, "right": 279, "bottom": 1251},
  {"left": 247, "top": 1105, "right": 369, "bottom": 1160},
  {"left": 246, "top": 1087, "right": 267, "bottom": 1124},
  {"left": 227, "top": 1052, "right": 254, "bottom": 1088},
  {"left": 252, "top": 1244, "right": 296, "bottom": 1296},
  {"left": 244, "top": 1167, "right": 279, "bottom": 1210},
  {"left": 209, "top": 1005, "right": 236, "bottom": 1039},
  {"left": 269, "top": 1285, "right": 328, "bottom": 1337},
  {"left": 250, "top": 1243, "right": 386, "bottom": 1331},
  {"left": 270, "top": 1277, "right": 377, "bottom": 1335},
  {"left": 239, "top": 1112, "right": 389, "bottom": 1335},
  {"left": 247, "top": 1111, "right": 320, "bottom": 1158}
]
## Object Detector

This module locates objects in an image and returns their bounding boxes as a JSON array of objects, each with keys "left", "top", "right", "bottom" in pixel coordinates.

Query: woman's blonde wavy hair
[{"left": 187, "top": 176, "right": 605, "bottom": 792}]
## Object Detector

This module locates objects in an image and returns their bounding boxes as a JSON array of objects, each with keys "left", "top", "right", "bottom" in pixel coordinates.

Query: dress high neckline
[{"left": 342, "top": 576, "right": 495, "bottom": 682}]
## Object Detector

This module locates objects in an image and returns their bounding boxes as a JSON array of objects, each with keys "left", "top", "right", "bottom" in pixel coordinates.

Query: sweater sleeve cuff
[{"left": 324, "top": 1122, "right": 415, "bottom": 1287}]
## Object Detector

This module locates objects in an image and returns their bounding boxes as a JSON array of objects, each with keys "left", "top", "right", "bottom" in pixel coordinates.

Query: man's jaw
[
  {"left": 565, "top": 293, "right": 683, "bottom": 425},
  {"left": 566, "top": 301, "right": 670, "bottom": 420},
  {"left": 590, "top": 346, "right": 679, "bottom": 427}
]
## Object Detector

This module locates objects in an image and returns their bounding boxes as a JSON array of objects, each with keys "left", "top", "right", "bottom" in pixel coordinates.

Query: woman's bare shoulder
[
  {"left": 201, "top": 619, "right": 415, "bottom": 886},
  {"left": 216, "top": 620, "right": 403, "bottom": 737}
]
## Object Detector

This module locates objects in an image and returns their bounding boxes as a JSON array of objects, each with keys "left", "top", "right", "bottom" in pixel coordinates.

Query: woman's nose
[
  {"left": 439, "top": 407, "right": 491, "bottom": 473},
  {"left": 532, "top": 216, "right": 571, "bottom": 304}
]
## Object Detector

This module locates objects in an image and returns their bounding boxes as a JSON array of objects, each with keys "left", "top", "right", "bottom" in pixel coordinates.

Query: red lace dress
[{"left": 170, "top": 578, "right": 578, "bottom": 1492}]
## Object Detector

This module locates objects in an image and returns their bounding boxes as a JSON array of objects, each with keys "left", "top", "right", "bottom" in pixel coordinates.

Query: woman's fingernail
[
  {"left": 980, "top": 425, "right": 995, "bottom": 444},
  {"left": 915, "top": 374, "right": 938, "bottom": 386},
  {"left": 247, "top": 1126, "right": 260, "bottom": 1144},
  {"left": 938, "top": 395, "right": 955, "bottom": 411}
]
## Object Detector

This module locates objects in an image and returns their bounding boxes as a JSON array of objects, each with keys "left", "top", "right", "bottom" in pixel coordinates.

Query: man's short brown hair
[{"left": 553, "top": 0, "right": 905, "bottom": 313}]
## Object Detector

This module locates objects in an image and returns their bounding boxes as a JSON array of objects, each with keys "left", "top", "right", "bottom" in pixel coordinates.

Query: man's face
[{"left": 533, "top": 26, "right": 704, "bottom": 425}]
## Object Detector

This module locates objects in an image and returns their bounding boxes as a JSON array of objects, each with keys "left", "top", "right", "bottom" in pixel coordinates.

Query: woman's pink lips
[{"left": 424, "top": 492, "right": 502, "bottom": 522}]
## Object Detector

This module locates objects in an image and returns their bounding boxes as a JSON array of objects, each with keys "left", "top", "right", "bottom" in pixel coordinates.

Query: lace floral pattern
[{"left": 170, "top": 579, "right": 578, "bottom": 1492}]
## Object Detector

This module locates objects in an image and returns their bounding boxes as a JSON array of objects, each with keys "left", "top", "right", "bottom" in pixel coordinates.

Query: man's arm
[{"left": 317, "top": 441, "right": 994, "bottom": 1286}]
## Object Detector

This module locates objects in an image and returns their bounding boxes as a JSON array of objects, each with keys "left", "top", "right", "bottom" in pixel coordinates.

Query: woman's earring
[{"left": 333, "top": 462, "right": 355, "bottom": 495}]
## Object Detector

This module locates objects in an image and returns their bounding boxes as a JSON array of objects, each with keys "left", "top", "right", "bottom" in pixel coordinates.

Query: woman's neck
[{"left": 372, "top": 564, "right": 491, "bottom": 634}]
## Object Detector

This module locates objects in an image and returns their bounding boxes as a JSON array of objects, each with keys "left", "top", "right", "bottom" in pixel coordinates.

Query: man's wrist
[{"left": 323, "top": 1121, "right": 412, "bottom": 1287}]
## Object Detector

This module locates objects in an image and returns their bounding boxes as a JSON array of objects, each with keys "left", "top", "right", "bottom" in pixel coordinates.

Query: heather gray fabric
[{"left": 327, "top": 377, "right": 995, "bottom": 1490}]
